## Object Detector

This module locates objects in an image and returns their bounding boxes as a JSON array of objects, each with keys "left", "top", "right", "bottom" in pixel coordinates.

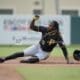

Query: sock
[{"left": 5, "top": 52, "right": 24, "bottom": 61}]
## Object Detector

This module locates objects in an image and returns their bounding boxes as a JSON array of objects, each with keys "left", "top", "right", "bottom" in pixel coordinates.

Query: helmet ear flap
[{"left": 73, "top": 50, "right": 80, "bottom": 61}]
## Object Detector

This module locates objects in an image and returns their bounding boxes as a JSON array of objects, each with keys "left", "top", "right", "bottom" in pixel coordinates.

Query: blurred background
[
  {"left": 0, "top": 0, "right": 80, "bottom": 46},
  {"left": 0, "top": 0, "right": 80, "bottom": 15}
]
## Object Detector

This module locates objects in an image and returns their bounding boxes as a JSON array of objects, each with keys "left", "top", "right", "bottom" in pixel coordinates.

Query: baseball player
[{"left": 0, "top": 15, "right": 70, "bottom": 63}]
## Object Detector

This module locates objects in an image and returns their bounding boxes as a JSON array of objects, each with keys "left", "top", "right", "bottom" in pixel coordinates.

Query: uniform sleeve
[
  {"left": 56, "top": 34, "right": 63, "bottom": 43},
  {"left": 30, "top": 19, "right": 47, "bottom": 32}
]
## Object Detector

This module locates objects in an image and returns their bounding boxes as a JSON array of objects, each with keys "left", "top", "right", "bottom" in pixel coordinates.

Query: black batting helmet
[{"left": 73, "top": 50, "right": 80, "bottom": 61}]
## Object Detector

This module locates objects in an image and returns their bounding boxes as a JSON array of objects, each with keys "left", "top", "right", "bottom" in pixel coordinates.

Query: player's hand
[{"left": 33, "top": 15, "right": 39, "bottom": 20}]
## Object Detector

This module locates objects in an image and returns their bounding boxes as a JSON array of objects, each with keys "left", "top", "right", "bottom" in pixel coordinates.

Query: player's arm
[
  {"left": 59, "top": 43, "right": 69, "bottom": 64},
  {"left": 58, "top": 41, "right": 69, "bottom": 64},
  {"left": 30, "top": 15, "right": 39, "bottom": 31},
  {"left": 30, "top": 15, "right": 47, "bottom": 32}
]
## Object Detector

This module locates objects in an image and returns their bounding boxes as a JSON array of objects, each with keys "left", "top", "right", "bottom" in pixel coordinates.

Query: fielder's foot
[{"left": 0, "top": 58, "right": 5, "bottom": 63}]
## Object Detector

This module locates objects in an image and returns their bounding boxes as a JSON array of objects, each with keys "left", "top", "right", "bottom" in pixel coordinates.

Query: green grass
[
  {"left": 0, "top": 44, "right": 80, "bottom": 57},
  {"left": 0, "top": 45, "right": 29, "bottom": 56},
  {"left": 17, "top": 66, "right": 80, "bottom": 80},
  {"left": 51, "top": 44, "right": 80, "bottom": 56}
]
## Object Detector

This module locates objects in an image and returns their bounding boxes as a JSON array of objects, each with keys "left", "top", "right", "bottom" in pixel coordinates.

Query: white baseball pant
[{"left": 23, "top": 44, "right": 50, "bottom": 60}]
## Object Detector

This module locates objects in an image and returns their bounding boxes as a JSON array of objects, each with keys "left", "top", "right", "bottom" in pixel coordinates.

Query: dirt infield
[
  {"left": 0, "top": 65, "right": 23, "bottom": 80},
  {"left": 0, "top": 57, "right": 80, "bottom": 80}
]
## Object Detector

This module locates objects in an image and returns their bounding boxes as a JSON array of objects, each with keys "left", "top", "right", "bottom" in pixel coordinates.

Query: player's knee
[{"left": 20, "top": 56, "right": 39, "bottom": 63}]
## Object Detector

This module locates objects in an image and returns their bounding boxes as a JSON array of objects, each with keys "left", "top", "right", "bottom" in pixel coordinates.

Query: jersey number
[
  {"left": 42, "top": 39, "right": 56, "bottom": 45},
  {"left": 48, "top": 39, "right": 56, "bottom": 45}
]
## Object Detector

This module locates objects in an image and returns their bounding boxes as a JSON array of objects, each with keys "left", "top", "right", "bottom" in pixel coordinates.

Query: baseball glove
[
  {"left": 73, "top": 50, "right": 80, "bottom": 61},
  {"left": 33, "top": 15, "right": 40, "bottom": 20}
]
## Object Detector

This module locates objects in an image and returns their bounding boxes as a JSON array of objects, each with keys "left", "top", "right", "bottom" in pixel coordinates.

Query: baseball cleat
[{"left": 0, "top": 58, "right": 5, "bottom": 63}]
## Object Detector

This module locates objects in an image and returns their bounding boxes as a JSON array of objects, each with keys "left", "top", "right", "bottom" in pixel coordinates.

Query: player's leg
[
  {"left": 0, "top": 44, "right": 39, "bottom": 63},
  {"left": 20, "top": 44, "right": 49, "bottom": 63},
  {"left": 35, "top": 48, "right": 49, "bottom": 60},
  {"left": 20, "top": 44, "right": 40, "bottom": 63},
  {"left": 23, "top": 44, "right": 39, "bottom": 56},
  {"left": 5, "top": 52, "right": 24, "bottom": 60},
  {"left": 20, "top": 56, "right": 39, "bottom": 63},
  {"left": 0, "top": 52, "right": 24, "bottom": 63}
]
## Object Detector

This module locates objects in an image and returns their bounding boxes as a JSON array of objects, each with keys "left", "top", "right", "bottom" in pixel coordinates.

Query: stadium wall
[
  {"left": 71, "top": 16, "right": 80, "bottom": 44},
  {"left": 0, "top": 15, "right": 71, "bottom": 45}
]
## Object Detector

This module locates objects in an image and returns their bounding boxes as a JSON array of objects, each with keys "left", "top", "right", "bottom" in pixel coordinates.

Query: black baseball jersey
[{"left": 30, "top": 19, "right": 63, "bottom": 52}]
